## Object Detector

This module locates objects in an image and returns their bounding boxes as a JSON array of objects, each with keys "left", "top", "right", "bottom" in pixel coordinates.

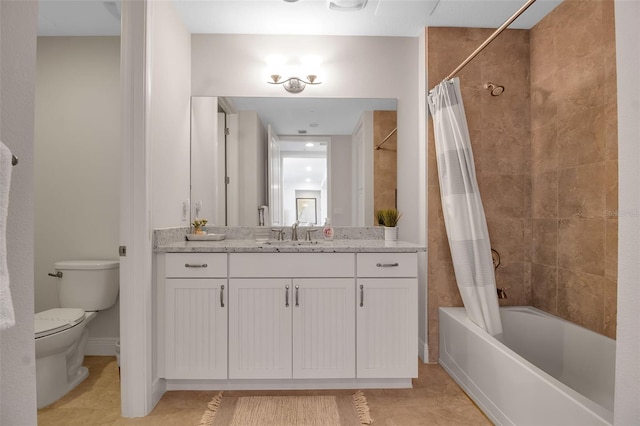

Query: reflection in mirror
[
  {"left": 282, "top": 139, "right": 327, "bottom": 226},
  {"left": 190, "top": 97, "right": 397, "bottom": 227}
]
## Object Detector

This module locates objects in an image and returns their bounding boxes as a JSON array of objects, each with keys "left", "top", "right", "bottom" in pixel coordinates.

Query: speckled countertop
[
  {"left": 155, "top": 238, "right": 425, "bottom": 253},
  {"left": 153, "top": 226, "right": 425, "bottom": 253}
]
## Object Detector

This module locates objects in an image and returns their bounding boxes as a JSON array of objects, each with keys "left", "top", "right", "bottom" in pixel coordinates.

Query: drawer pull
[
  {"left": 285, "top": 285, "right": 290, "bottom": 307},
  {"left": 295, "top": 285, "right": 300, "bottom": 307},
  {"left": 376, "top": 262, "right": 399, "bottom": 268},
  {"left": 184, "top": 263, "right": 208, "bottom": 268},
  {"left": 220, "top": 285, "right": 225, "bottom": 308},
  {"left": 360, "top": 284, "right": 364, "bottom": 307}
]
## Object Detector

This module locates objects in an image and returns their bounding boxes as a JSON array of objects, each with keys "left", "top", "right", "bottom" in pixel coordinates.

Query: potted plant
[
  {"left": 376, "top": 209, "right": 401, "bottom": 241},
  {"left": 191, "top": 218, "right": 208, "bottom": 235}
]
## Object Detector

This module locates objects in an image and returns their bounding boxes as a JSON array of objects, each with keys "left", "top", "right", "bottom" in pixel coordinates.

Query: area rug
[{"left": 198, "top": 391, "right": 373, "bottom": 426}]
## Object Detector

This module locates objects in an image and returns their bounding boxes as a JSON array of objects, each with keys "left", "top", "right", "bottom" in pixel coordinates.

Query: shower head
[{"left": 484, "top": 82, "right": 505, "bottom": 96}]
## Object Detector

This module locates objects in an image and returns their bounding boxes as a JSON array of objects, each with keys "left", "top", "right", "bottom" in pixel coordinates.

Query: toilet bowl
[{"left": 35, "top": 260, "right": 119, "bottom": 409}]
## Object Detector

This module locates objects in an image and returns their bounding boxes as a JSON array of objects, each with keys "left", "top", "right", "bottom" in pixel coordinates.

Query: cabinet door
[
  {"left": 229, "top": 279, "right": 292, "bottom": 379},
  {"left": 356, "top": 278, "right": 418, "bottom": 378},
  {"left": 292, "top": 279, "right": 356, "bottom": 379},
  {"left": 165, "top": 279, "right": 227, "bottom": 379}
]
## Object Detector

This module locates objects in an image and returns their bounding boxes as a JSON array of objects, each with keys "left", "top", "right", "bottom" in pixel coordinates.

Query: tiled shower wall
[
  {"left": 529, "top": 0, "right": 617, "bottom": 338},
  {"left": 427, "top": 27, "right": 532, "bottom": 362},
  {"left": 427, "top": 0, "right": 618, "bottom": 362}
]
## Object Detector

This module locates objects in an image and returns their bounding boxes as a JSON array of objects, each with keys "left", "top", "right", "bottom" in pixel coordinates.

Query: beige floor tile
[{"left": 38, "top": 357, "right": 490, "bottom": 426}]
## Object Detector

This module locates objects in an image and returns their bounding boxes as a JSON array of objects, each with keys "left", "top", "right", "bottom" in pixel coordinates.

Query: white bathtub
[{"left": 439, "top": 306, "right": 615, "bottom": 425}]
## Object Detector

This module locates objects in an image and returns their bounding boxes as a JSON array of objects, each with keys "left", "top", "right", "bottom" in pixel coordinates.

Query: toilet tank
[{"left": 55, "top": 260, "right": 119, "bottom": 311}]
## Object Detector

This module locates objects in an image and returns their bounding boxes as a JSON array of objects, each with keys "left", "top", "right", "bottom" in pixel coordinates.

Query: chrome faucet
[{"left": 291, "top": 221, "right": 300, "bottom": 241}]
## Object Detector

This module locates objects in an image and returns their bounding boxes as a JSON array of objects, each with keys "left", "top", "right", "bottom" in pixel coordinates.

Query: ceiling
[
  {"left": 38, "top": 0, "right": 563, "bottom": 37},
  {"left": 38, "top": 0, "right": 561, "bottom": 135},
  {"left": 228, "top": 97, "right": 396, "bottom": 136}
]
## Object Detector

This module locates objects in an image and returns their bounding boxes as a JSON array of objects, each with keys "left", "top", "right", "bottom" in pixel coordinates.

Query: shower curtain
[{"left": 427, "top": 78, "right": 502, "bottom": 337}]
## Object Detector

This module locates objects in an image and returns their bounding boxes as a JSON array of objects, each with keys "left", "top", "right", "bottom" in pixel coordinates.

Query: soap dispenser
[{"left": 323, "top": 218, "right": 334, "bottom": 240}]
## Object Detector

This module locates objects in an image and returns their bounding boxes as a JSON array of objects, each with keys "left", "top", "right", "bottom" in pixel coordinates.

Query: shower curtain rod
[{"left": 441, "top": 0, "right": 538, "bottom": 82}]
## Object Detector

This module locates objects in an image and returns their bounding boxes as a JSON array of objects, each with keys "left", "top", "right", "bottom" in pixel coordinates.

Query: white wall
[
  {"left": 236, "top": 110, "right": 267, "bottom": 225},
  {"left": 191, "top": 34, "right": 420, "bottom": 242},
  {"left": 330, "top": 135, "right": 352, "bottom": 227},
  {"left": 35, "top": 36, "right": 121, "bottom": 345},
  {"left": 150, "top": 1, "right": 191, "bottom": 229},
  {"left": 0, "top": 1, "right": 38, "bottom": 424},
  {"left": 190, "top": 97, "right": 224, "bottom": 225},
  {"left": 613, "top": 0, "right": 640, "bottom": 423}
]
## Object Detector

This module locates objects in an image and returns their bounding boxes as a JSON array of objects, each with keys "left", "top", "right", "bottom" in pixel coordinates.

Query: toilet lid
[{"left": 35, "top": 308, "right": 86, "bottom": 339}]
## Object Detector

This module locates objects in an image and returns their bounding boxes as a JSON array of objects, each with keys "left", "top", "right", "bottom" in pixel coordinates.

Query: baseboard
[
  {"left": 86, "top": 337, "right": 119, "bottom": 356},
  {"left": 418, "top": 337, "right": 429, "bottom": 363},
  {"left": 151, "top": 378, "right": 167, "bottom": 411}
]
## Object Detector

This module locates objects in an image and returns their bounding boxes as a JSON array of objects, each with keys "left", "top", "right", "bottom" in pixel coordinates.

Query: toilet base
[
  {"left": 36, "top": 313, "right": 96, "bottom": 409},
  {"left": 36, "top": 351, "right": 89, "bottom": 408}
]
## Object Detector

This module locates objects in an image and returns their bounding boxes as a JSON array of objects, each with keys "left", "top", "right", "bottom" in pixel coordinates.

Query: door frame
[{"left": 119, "top": 0, "right": 157, "bottom": 417}]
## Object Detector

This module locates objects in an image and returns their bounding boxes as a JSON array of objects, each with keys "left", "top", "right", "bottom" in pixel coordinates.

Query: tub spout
[{"left": 497, "top": 288, "right": 507, "bottom": 299}]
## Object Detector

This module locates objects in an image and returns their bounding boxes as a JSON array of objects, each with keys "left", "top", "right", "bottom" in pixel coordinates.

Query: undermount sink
[{"left": 257, "top": 240, "right": 324, "bottom": 246}]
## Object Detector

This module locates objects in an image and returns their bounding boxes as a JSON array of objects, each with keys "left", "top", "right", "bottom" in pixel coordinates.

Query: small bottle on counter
[{"left": 323, "top": 218, "right": 334, "bottom": 240}]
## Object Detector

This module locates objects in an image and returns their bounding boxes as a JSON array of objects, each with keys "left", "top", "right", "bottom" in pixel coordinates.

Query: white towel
[{"left": 0, "top": 142, "right": 15, "bottom": 330}]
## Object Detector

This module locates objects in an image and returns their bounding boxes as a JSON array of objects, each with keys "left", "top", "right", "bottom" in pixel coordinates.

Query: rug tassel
[
  {"left": 353, "top": 390, "right": 374, "bottom": 425},
  {"left": 198, "top": 392, "right": 223, "bottom": 426}
]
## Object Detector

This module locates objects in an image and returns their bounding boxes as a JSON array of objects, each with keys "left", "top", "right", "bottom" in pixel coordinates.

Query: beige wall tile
[
  {"left": 486, "top": 218, "right": 526, "bottom": 263},
  {"left": 558, "top": 218, "right": 605, "bottom": 275},
  {"left": 479, "top": 174, "right": 527, "bottom": 218},
  {"left": 427, "top": 5, "right": 617, "bottom": 354},
  {"left": 531, "top": 263, "right": 558, "bottom": 314},
  {"left": 531, "top": 78, "right": 558, "bottom": 131},
  {"left": 556, "top": 107, "right": 606, "bottom": 168},
  {"left": 605, "top": 160, "right": 618, "bottom": 215},
  {"left": 531, "top": 171, "right": 558, "bottom": 218},
  {"left": 603, "top": 275, "right": 617, "bottom": 339},
  {"left": 495, "top": 262, "right": 529, "bottom": 306},
  {"left": 557, "top": 268, "right": 605, "bottom": 333},
  {"left": 531, "top": 123, "right": 558, "bottom": 172},
  {"left": 531, "top": 218, "right": 558, "bottom": 266},
  {"left": 558, "top": 163, "right": 606, "bottom": 219},
  {"left": 605, "top": 218, "right": 618, "bottom": 279}
]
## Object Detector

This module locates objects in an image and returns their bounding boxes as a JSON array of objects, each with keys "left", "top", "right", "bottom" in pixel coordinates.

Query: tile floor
[{"left": 37, "top": 357, "right": 491, "bottom": 425}]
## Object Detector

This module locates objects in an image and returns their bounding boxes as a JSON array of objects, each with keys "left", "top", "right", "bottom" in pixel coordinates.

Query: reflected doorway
[{"left": 280, "top": 138, "right": 328, "bottom": 226}]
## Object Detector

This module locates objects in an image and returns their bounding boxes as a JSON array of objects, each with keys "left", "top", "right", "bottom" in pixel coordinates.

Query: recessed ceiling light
[
  {"left": 305, "top": 142, "right": 314, "bottom": 147},
  {"left": 306, "top": 166, "right": 312, "bottom": 171},
  {"left": 298, "top": 130, "right": 307, "bottom": 135},
  {"left": 306, "top": 178, "right": 311, "bottom": 182},
  {"left": 328, "top": 0, "right": 368, "bottom": 11},
  {"left": 309, "top": 123, "right": 319, "bottom": 128}
]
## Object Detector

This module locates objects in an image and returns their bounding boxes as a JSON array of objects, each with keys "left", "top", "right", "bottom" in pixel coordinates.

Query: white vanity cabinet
[
  {"left": 164, "top": 253, "right": 228, "bottom": 379},
  {"left": 356, "top": 253, "right": 418, "bottom": 379},
  {"left": 228, "top": 253, "right": 356, "bottom": 380}
]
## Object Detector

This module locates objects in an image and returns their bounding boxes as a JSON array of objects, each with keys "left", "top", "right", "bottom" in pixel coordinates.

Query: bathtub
[{"left": 439, "top": 306, "right": 615, "bottom": 425}]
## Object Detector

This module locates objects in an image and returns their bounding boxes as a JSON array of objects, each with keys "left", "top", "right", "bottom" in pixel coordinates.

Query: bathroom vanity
[{"left": 155, "top": 232, "right": 423, "bottom": 390}]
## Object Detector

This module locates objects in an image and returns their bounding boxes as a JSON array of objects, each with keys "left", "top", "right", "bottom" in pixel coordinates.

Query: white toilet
[{"left": 35, "top": 260, "right": 119, "bottom": 409}]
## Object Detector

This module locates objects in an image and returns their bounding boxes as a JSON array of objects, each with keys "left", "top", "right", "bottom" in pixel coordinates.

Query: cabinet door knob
[
  {"left": 285, "top": 285, "right": 290, "bottom": 307},
  {"left": 376, "top": 262, "right": 399, "bottom": 268},
  {"left": 184, "top": 263, "right": 208, "bottom": 268},
  {"left": 220, "top": 285, "right": 225, "bottom": 308},
  {"left": 360, "top": 284, "right": 364, "bottom": 307}
]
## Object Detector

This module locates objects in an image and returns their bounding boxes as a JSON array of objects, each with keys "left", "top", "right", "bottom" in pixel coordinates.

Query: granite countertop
[{"left": 156, "top": 239, "right": 425, "bottom": 253}]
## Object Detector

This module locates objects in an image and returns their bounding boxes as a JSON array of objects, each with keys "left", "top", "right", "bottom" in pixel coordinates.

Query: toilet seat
[{"left": 35, "top": 308, "right": 86, "bottom": 339}]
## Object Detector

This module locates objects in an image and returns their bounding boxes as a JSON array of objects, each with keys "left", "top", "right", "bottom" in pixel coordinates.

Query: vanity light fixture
[
  {"left": 266, "top": 54, "right": 322, "bottom": 94},
  {"left": 269, "top": 74, "right": 320, "bottom": 93}
]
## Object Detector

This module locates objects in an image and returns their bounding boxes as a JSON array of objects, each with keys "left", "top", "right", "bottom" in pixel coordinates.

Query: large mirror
[{"left": 190, "top": 97, "right": 397, "bottom": 227}]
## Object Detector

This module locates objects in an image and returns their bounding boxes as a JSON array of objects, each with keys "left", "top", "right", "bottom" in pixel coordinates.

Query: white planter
[{"left": 384, "top": 226, "right": 398, "bottom": 241}]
